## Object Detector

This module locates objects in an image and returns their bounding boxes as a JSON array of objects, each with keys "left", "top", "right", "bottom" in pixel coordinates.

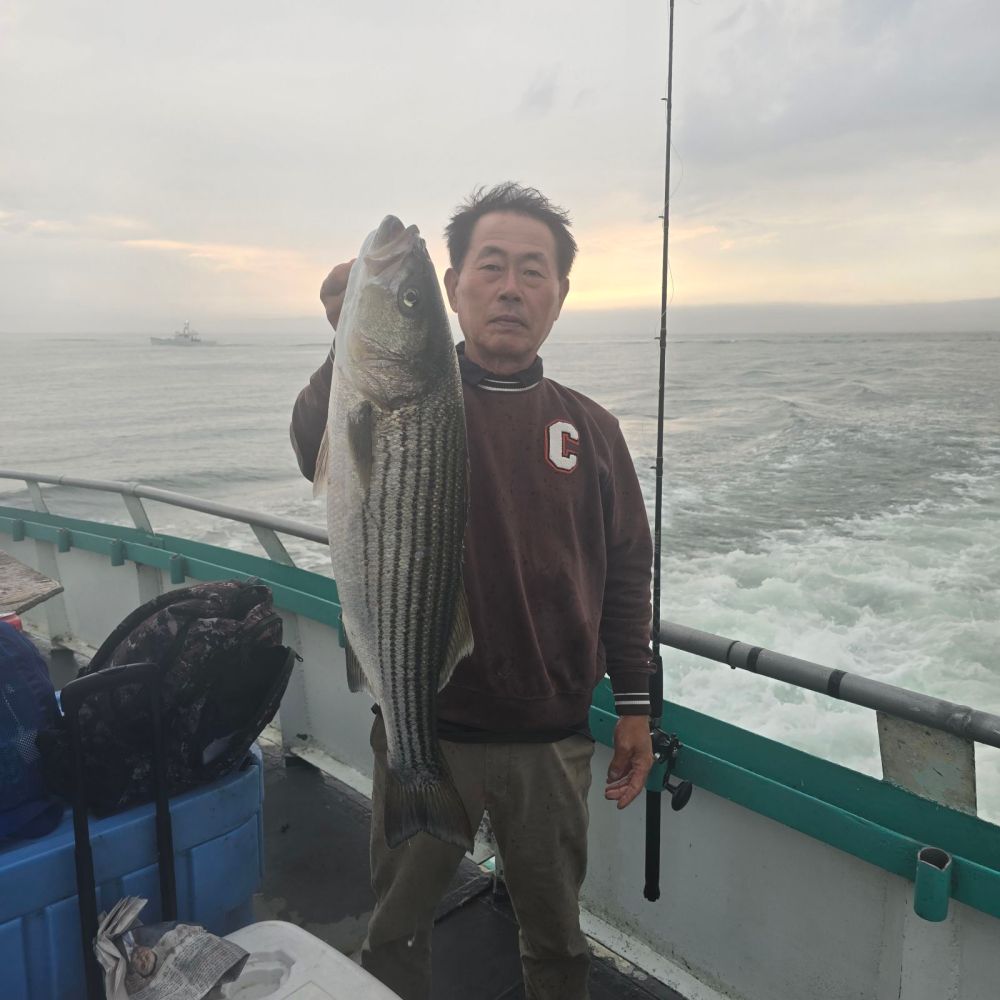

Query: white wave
[{"left": 660, "top": 484, "right": 1000, "bottom": 820}]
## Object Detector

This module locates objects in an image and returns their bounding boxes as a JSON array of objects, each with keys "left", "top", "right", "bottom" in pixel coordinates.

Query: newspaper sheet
[{"left": 94, "top": 896, "right": 248, "bottom": 1000}]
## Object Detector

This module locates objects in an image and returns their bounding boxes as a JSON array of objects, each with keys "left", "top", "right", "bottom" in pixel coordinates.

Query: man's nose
[{"left": 498, "top": 269, "right": 522, "bottom": 300}]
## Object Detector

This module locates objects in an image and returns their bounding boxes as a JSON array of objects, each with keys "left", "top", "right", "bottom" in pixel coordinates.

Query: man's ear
[
  {"left": 554, "top": 277, "right": 570, "bottom": 320},
  {"left": 444, "top": 268, "right": 459, "bottom": 312}
]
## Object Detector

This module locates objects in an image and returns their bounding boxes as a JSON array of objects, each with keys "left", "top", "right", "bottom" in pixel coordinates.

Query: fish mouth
[
  {"left": 372, "top": 215, "right": 405, "bottom": 250},
  {"left": 365, "top": 215, "right": 422, "bottom": 276}
]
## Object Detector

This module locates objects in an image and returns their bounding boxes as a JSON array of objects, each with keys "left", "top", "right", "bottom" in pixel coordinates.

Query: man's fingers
[
  {"left": 607, "top": 717, "right": 655, "bottom": 809},
  {"left": 605, "top": 753, "right": 654, "bottom": 808},
  {"left": 320, "top": 259, "right": 355, "bottom": 330},
  {"left": 319, "top": 259, "right": 354, "bottom": 303},
  {"left": 619, "top": 772, "right": 646, "bottom": 808},
  {"left": 606, "top": 752, "right": 629, "bottom": 784},
  {"left": 605, "top": 770, "right": 645, "bottom": 809}
]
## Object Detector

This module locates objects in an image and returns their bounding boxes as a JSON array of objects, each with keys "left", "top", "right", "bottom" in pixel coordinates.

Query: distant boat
[{"left": 150, "top": 321, "right": 216, "bottom": 346}]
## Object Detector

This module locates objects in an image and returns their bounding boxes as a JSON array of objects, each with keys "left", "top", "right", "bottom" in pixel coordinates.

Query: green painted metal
[
  {"left": 592, "top": 685, "right": 1000, "bottom": 919},
  {"left": 914, "top": 847, "right": 953, "bottom": 922},
  {"left": 169, "top": 553, "right": 187, "bottom": 584},
  {"left": 3, "top": 503, "right": 1000, "bottom": 922},
  {"left": 0, "top": 507, "right": 341, "bottom": 627},
  {"left": 11, "top": 518, "right": 25, "bottom": 542}
]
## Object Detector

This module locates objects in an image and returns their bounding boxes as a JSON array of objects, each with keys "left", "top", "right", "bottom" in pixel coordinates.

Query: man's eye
[{"left": 525, "top": 269, "right": 543, "bottom": 278}]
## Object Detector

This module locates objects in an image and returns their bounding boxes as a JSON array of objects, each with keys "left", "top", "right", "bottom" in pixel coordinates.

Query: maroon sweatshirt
[{"left": 291, "top": 344, "right": 654, "bottom": 736}]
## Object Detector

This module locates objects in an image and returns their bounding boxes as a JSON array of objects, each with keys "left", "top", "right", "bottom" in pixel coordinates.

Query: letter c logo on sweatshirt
[{"left": 545, "top": 420, "right": 580, "bottom": 473}]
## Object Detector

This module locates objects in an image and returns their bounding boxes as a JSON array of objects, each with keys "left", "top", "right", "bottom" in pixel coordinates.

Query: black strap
[{"left": 827, "top": 669, "right": 847, "bottom": 698}]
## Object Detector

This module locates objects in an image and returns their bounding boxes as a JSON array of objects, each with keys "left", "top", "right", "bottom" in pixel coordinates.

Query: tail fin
[{"left": 383, "top": 771, "right": 474, "bottom": 852}]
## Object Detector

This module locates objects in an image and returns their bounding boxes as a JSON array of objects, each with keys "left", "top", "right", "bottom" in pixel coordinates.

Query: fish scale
[{"left": 372, "top": 396, "right": 465, "bottom": 772}]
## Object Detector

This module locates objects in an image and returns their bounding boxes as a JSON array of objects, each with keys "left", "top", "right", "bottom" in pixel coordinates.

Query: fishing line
[{"left": 651, "top": 0, "right": 676, "bottom": 720}]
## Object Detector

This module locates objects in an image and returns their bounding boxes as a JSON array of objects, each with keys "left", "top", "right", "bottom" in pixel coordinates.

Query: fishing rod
[{"left": 645, "top": 0, "right": 692, "bottom": 904}]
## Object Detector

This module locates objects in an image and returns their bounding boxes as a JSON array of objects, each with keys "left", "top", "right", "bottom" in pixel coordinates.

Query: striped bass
[{"left": 316, "top": 215, "right": 474, "bottom": 851}]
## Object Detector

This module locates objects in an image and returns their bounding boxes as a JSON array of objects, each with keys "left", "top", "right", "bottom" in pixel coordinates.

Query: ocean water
[{"left": 2, "top": 328, "right": 999, "bottom": 818}]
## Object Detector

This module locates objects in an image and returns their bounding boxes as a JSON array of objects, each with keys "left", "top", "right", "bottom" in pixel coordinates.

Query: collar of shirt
[{"left": 456, "top": 341, "right": 544, "bottom": 392}]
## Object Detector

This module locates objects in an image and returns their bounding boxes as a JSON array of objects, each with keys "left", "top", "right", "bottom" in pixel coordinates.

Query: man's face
[{"left": 444, "top": 211, "right": 569, "bottom": 374}]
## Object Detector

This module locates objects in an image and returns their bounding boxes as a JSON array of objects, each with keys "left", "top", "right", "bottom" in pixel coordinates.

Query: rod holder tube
[
  {"left": 168, "top": 554, "right": 186, "bottom": 584},
  {"left": 914, "top": 846, "right": 953, "bottom": 922},
  {"left": 643, "top": 789, "right": 662, "bottom": 902}
]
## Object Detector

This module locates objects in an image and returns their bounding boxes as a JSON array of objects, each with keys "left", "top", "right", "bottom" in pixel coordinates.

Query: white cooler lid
[{"left": 219, "top": 921, "right": 403, "bottom": 999}]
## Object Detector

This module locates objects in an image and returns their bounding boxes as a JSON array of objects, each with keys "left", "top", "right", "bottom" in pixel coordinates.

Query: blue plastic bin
[{"left": 0, "top": 747, "right": 264, "bottom": 1000}]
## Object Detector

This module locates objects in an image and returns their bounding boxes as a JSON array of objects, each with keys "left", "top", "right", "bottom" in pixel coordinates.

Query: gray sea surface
[{"left": 2, "top": 327, "right": 999, "bottom": 817}]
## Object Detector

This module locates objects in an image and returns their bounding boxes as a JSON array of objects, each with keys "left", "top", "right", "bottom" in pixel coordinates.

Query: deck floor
[
  {"left": 253, "top": 740, "right": 684, "bottom": 1000},
  {"left": 37, "top": 639, "right": 683, "bottom": 999}
]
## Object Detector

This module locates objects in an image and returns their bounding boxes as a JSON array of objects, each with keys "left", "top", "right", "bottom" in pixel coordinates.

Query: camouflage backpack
[{"left": 39, "top": 579, "right": 294, "bottom": 814}]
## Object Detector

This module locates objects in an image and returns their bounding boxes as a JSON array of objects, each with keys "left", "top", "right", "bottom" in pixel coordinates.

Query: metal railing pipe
[
  {"left": 658, "top": 620, "right": 1000, "bottom": 751},
  {"left": 0, "top": 469, "right": 328, "bottom": 545}
]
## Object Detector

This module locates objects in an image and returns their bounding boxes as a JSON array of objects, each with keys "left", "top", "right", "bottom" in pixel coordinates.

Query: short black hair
[{"left": 444, "top": 182, "right": 577, "bottom": 281}]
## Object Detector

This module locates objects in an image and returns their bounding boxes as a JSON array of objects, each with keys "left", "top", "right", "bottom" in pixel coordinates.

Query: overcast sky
[{"left": 1, "top": 0, "right": 998, "bottom": 335}]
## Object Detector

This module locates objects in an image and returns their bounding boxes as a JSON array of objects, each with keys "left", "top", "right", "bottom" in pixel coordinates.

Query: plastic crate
[{"left": 0, "top": 747, "right": 264, "bottom": 1000}]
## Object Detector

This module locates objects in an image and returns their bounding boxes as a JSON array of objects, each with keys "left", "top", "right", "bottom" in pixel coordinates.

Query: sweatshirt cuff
[{"left": 609, "top": 670, "right": 651, "bottom": 717}]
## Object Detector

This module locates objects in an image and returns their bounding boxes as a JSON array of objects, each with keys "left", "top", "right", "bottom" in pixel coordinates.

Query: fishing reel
[{"left": 650, "top": 728, "right": 692, "bottom": 811}]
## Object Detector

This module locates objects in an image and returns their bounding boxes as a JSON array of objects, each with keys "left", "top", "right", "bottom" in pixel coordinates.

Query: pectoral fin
[
  {"left": 348, "top": 401, "right": 376, "bottom": 491},
  {"left": 312, "top": 428, "right": 330, "bottom": 498}
]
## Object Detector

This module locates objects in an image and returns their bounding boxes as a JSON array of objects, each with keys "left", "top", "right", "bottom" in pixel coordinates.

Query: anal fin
[{"left": 345, "top": 635, "right": 373, "bottom": 697}]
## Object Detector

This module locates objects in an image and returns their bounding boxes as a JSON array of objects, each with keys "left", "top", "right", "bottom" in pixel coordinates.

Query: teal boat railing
[{"left": 2, "top": 470, "right": 999, "bottom": 923}]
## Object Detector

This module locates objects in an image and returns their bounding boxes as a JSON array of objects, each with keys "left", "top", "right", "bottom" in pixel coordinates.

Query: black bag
[{"left": 39, "top": 579, "right": 294, "bottom": 814}]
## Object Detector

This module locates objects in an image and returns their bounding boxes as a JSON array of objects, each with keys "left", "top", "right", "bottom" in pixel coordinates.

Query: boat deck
[{"left": 253, "top": 739, "right": 684, "bottom": 1000}]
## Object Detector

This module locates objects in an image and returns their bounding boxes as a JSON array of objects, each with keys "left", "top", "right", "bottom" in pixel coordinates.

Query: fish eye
[{"left": 399, "top": 286, "right": 421, "bottom": 311}]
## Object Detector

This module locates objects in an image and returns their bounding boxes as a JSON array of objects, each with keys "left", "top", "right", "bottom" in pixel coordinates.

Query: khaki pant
[{"left": 361, "top": 715, "right": 595, "bottom": 1000}]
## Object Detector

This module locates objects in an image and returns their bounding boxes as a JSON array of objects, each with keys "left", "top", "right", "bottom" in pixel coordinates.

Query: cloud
[
  {"left": 517, "top": 69, "right": 559, "bottom": 116},
  {"left": 1, "top": 0, "right": 998, "bottom": 333},
  {"left": 88, "top": 214, "right": 144, "bottom": 232},
  {"left": 673, "top": 225, "right": 721, "bottom": 244},
  {"left": 122, "top": 237, "right": 315, "bottom": 278},
  {"left": 0, "top": 212, "right": 78, "bottom": 238},
  {"left": 0, "top": 210, "right": 146, "bottom": 240},
  {"left": 711, "top": 3, "right": 747, "bottom": 34}
]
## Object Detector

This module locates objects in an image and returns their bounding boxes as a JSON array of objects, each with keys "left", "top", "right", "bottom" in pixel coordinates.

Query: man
[{"left": 290, "top": 183, "right": 654, "bottom": 1000}]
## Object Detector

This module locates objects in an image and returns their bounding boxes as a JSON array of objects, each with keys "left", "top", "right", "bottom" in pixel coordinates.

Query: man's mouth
[{"left": 490, "top": 314, "right": 526, "bottom": 327}]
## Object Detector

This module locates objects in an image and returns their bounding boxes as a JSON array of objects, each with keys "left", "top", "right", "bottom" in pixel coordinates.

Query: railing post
[
  {"left": 122, "top": 494, "right": 154, "bottom": 533},
  {"left": 31, "top": 538, "right": 73, "bottom": 646},
  {"left": 27, "top": 481, "right": 49, "bottom": 513},
  {"left": 251, "top": 525, "right": 296, "bottom": 566},
  {"left": 877, "top": 712, "right": 977, "bottom": 814}
]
